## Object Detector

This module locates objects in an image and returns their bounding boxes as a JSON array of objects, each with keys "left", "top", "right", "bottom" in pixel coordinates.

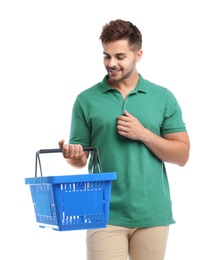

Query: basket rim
[{"left": 25, "top": 172, "right": 117, "bottom": 185}]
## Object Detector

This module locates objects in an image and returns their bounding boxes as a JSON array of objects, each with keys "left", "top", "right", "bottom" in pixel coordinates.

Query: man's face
[{"left": 103, "top": 39, "right": 142, "bottom": 82}]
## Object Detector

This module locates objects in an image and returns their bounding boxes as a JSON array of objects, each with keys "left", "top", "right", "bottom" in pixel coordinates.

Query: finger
[
  {"left": 117, "top": 124, "right": 128, "bottom": 133},
  {"left": 118, "top": 111, "right": 132, "bottom": 121},
  {"left": 76, "top": 145, "right": 87, "bottom": 158},
  {"left": 64, "top": 144, "right": 84, "bottom": 159},
  {"left": 77, "top": 144, "right": 85, "bottom": 156},
  {"left": 124, "top": 110, "right": 132, "bottom": 117},
  {"left": 62, "top": 146, "right": 70, "bottom": 158},
  {"left": 72, "top": 144, "right": 81, "bottom": 157},
  {"left": 58, "top": 139, "right": 65, "bottom": 149},
  {"left": 117, "top": 119, "right": 126, "bottom": 126}
]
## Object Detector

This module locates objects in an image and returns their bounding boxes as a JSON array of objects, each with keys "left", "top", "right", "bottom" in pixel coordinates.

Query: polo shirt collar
[{"left": 100, "top": 74, "right": 148, "bottom": 94}]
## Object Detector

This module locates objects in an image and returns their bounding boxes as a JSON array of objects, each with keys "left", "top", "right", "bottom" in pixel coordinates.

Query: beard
[{"left": 107, "top": 60, "right": 137, "bottom": 83}]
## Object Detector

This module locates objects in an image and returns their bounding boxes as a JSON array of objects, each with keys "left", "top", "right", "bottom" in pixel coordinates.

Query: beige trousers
[{"left": 86, "top": 225, "right": 169, "bottom": 260}]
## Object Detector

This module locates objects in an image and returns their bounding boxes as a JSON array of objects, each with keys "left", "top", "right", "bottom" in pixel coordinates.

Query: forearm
[{"left": 139, "top": 129, "right": 190, "bottom": 166}]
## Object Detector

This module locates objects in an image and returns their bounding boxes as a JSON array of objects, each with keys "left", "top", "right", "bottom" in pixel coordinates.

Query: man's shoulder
[
  {"left": 138, "top": 74, "right": 168, "bottom": 94},
  {"left": 77, "top": 82, "right": 102, "bottom": 97}
]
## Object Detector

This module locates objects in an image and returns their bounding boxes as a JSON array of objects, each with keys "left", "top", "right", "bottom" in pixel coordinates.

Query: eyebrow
[{"left": 103, "top": 52, "right": 127, "bottom": 56}]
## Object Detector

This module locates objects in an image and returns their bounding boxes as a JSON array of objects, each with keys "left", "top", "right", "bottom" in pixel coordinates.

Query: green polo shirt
[{"left": 69, "top": 74, "right": 187, "bottom": 227}]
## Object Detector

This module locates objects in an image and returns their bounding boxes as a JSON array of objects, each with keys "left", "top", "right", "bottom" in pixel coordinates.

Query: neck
[{"left": 108, "top": 72, "right": 139, "bottom": 99}]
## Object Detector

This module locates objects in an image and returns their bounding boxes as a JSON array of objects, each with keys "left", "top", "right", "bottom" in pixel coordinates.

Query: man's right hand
[{"left": 58, "top": 139, "right": 85, "bottom": 160}]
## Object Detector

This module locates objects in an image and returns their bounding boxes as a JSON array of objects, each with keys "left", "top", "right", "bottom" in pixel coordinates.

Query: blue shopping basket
[{"left": 25, "top": 147, "right": 117, "bottom": 231}]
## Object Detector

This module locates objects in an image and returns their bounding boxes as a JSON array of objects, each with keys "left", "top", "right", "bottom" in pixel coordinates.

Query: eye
[
  {"left": 117, "top": 56, "right": 125, "bottom": 60},
  {"left": 104, "top": 56, "right": 110, "bottom": 59},
  {"left": 116, "top": 55, "right": 126, "bottom": 60}
]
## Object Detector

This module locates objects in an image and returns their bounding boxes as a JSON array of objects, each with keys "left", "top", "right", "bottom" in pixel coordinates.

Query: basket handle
[{"left": 35, "top": 147, "right": 102, "bottom": 177}]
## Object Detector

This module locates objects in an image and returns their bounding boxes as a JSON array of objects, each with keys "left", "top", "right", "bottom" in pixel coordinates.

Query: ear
[{"left": 136, "top": 49, "right": 143, "bottom": 62}]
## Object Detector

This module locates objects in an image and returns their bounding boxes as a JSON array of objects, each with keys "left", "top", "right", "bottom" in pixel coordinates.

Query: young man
[{"left": 59, "top": 19, "right": 190, "bottom": 260}]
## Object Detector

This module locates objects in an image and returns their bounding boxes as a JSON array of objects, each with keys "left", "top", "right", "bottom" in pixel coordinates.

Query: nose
[{"left": 108, "top": 57, "right": 117, "bottom": 67}]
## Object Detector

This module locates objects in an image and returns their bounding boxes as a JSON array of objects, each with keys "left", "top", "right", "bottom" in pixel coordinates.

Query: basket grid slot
[
  {"left": 37, "top": 215, "right": 57, "bottom": 224},
  {"left": 62, "top": 213, "right": 106, "bottom": 226},
  {"left": 36, "top": 183, "right": 50, "bottom": 192},
  {"left": 61, "top": 181, "right": 104, "bottom": 192}
]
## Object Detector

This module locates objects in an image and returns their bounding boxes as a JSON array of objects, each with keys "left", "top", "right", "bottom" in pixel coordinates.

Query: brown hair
[{"left": 99, "top": 19, "right": 142, "bottom": 52}]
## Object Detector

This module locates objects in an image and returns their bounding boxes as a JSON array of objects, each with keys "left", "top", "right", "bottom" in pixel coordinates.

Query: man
[{"left": 59, "top": 19, "right": 190, "bottom": 260}]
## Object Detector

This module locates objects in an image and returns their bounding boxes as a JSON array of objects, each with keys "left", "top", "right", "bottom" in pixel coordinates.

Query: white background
[{"left": 1, "top": 0, "right": 219, "bottom": 259}]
